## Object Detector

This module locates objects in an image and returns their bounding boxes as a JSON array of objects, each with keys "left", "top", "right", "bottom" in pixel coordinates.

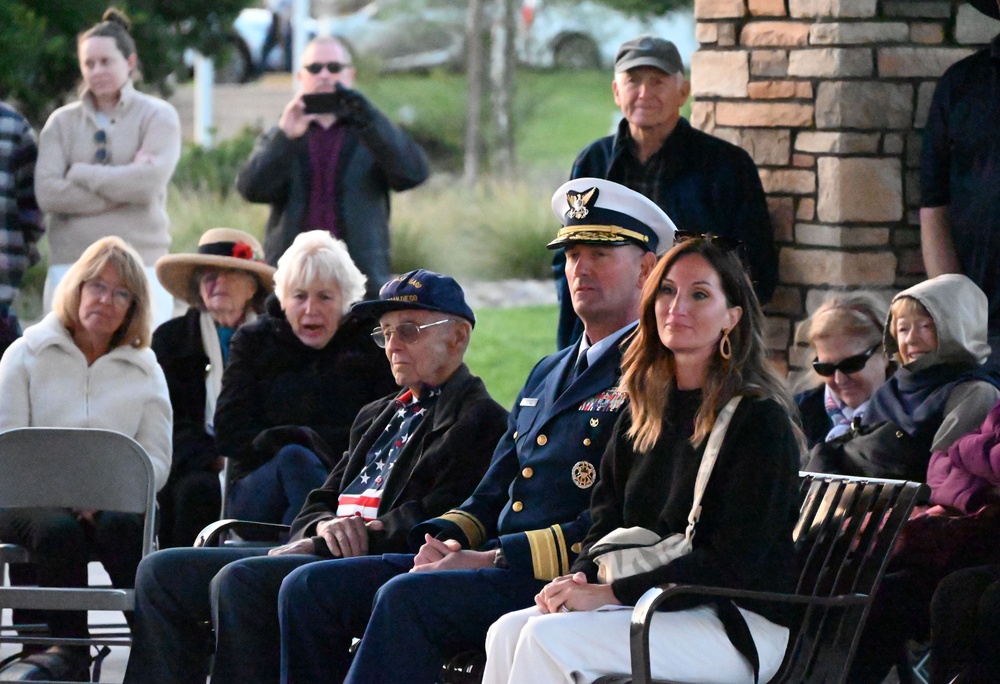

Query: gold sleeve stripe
[
  {"left": 525, "top": 525, "right": 570, "bottom": 581},
  {"left": 438, "top": 510, "right": 486, "bottom": 549}
]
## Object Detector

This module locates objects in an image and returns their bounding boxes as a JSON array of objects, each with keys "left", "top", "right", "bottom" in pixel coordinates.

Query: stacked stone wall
[{"left": 690, "top": 0, "right": 1000, "bottom": 372}]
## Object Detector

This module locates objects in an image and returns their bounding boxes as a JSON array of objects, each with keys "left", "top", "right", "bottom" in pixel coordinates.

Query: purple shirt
[{"left": 305, "top": 121, "right": 347, "bottom": 238}]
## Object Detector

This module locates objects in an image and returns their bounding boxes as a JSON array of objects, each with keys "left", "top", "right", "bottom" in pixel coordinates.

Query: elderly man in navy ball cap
[
  {"left": 123, "top": 269, "right": 509, "bottom": 684},
  {"left": 554, "top": 33, "right": 778, "bottom": 350},
  {"left": 275, "top": 179, "right": 671, "bottom": 684}
]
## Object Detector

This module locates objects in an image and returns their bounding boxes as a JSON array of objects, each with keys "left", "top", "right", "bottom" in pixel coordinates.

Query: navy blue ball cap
[
  {"left": 548, "top": 178, "right": 677, "bottom": 255},
  {"left": 350, "top": 269, "right": 476, "bottom": 327}
]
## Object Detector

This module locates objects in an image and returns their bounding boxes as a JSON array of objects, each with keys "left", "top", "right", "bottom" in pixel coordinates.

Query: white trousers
[
  {"left": 484, "top": 604, "right": 789, "bottom": 684},
  {"left": 45, "top": 264, "right": 176, "bottom": 329}
]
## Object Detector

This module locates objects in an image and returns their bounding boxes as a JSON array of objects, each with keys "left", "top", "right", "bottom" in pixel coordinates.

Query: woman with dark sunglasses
[
  {"left": 35, "top": 8, "right": 180, "bottom": 328},
  {"left": 794, "top": 293, "right": 891, "bottom": 448}
]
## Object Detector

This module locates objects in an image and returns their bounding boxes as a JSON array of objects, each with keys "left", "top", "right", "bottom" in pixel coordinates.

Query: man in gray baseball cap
[{"left": 553, "top": 33, "right": 778, "bottom": 350}]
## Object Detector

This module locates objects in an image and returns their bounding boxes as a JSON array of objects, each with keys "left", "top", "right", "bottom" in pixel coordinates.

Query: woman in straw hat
[
  {"left": 212, "top": 230, "right": 396, "bottom": 526},
  {"left": 152, "top": 227, "right": 275, "bottom": 547}
]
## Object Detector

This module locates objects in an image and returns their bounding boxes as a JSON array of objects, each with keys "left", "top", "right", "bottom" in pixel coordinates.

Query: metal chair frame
[
  {"left": 0, "top": 427, "right": 157, "bottom": 679},
  {"left": 592, "top": 472, "right": 928, "bottom": 684}
]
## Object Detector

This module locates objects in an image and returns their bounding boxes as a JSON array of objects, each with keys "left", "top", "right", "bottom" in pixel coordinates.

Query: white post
[
  {"left": 193, "top": 53, "right": 214, "bottom": 148},
  {"left": 291, "top": 0, "right": 309, "bottom": 89}
]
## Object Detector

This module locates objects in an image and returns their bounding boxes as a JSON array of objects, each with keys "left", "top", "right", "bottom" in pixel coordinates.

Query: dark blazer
[
  {"left": 289, "top": 364, "right": 508, "bottom": 555},
  {"left": 413, "top": 334, "right": 630, "bottom": 580},
  {"left": 796, "top": 384, "right": 833, "bottom": 449},
  {"left": 214, "top": 297, "right": 397, "bottom": 481},
  {"left": 235, "top": 107, "right": 429, "bottom": 298},
  {"left": 151, "top": 307, "right": 219, "bottom": 476}
]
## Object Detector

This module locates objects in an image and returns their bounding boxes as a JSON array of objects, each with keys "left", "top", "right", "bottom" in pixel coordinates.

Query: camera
[{"left": 302, "top": 92, "right": 344, "bottom": 115}]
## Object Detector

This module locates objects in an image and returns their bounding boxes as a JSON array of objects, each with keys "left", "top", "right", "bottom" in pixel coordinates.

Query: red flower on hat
[{"left": 232, "top": 242, "right": 254, "bottom": 260}]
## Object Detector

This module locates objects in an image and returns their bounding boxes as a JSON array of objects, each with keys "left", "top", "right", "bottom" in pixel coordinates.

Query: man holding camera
[{"left": 237, "top": 37, "right": 429, "bottom": 297}]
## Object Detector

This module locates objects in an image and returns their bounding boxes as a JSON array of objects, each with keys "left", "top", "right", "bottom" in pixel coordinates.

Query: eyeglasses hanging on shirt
[{"left": 93, "top": 129, "right": 110, "bottom": 165}]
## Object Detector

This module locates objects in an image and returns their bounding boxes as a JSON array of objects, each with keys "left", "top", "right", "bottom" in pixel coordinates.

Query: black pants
[
  {"left": 0, "top": 507, "right": 143, "bottom": 638},
  {"left": 156, "top": 470, "right": 220, "bottom": 549},
  {"left": 930, "top": 564, "right": 1000, "bottom": 684}
]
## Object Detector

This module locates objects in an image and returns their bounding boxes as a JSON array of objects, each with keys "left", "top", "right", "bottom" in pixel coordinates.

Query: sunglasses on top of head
[
  {"left": 673, "top": 231, "right": 743, "bottom": 253},
  {"left": 812, "top": 344, "right": 881, "bottom": 377}
]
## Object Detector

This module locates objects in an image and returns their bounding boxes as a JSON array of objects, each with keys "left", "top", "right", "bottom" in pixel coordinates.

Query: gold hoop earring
[{"left": 719, "top": 328, "right": 732, "bottom": 360}]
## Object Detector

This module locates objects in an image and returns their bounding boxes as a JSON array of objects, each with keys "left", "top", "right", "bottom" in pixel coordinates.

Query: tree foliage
[{"left": 1, "top": 0, "right": 254, "bottom": 125}]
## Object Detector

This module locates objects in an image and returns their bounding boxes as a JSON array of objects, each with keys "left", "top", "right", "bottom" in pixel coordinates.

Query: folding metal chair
[{"left": 0, "top": 428, "right": 157, "bottom": 682}]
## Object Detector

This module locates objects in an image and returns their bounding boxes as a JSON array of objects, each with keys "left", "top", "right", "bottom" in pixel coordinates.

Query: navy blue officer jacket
[{"left": 410, "top": 329, "right": 631, "bottom": 580}]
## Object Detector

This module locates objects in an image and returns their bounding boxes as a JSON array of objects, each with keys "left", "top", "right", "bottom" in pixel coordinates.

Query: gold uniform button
[
  {"left": 536, "top": 434, "right": 548, "bottom": 446},
  {"left": 522, "top": 467, "right": 533, "bottom": 479},
  {"left": 512, "top": 501, "right": 523, "bottom": 512},
  {"left": 571, "top": 543, "right": 582, "bottom": 553},
  {"left": 583, "top": 438, "right": 592, "bottom": 446},
  {"left": 513, "top": 431, "right": 518, "bottom": 439}
]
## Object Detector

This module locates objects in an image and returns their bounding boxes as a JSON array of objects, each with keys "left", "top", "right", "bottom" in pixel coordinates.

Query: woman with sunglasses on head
[
  {"left": 213, "top": 230, "right": 396, "bottom": 525},
  {"left": 484, "top": 236, "right": 803, "bottom": 684},
  {"left": 795, "top": 293, "right": 892, "bottom": 449},
  {"left": 35, "top": 8, "right": 180, "bottom": 328},
  {"left": 0, "top": 236, "right": 171, "bottom": 681}
]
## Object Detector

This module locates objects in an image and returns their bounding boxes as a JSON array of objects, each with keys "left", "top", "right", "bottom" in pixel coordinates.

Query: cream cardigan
[
  {"left": 35, "top": 81, "right": 181, "bottom": 266},
  {"left": 0, "top": 313, "right": 173, "bottom": 491}
]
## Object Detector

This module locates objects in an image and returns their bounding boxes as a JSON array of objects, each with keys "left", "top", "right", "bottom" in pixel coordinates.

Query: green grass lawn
[
  {"left": 464, "top": 304, "right": 559, "bottom": 409},
  {"left": 363, "top": 67, "right": 691, "bottom": 174}
]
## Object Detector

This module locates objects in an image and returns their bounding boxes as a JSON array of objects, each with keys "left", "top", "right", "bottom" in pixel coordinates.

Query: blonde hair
[
  {"left": 807, "top": 293, "right": 886, "bottom": 349},
  {"left": 53, "top": 236, "right": 152, "bottom": 349},
  {"left": 621, "top": 238, "right": 800, "bottom": 453},
  {"left": 273, "top": 231, "right": 366, "bottom": 314}
]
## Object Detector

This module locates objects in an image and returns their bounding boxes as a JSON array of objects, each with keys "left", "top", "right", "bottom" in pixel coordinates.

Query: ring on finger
[{"left": 559, "top": 605, "right": 571, "bottom": 613}]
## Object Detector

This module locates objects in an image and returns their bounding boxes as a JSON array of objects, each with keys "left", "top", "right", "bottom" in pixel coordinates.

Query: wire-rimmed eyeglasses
[{"left": 371, "top": 319, "right": 454, "bottom": 348}]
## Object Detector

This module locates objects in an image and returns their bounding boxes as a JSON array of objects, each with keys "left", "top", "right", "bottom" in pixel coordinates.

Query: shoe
[{"left": 0, "top": 646, "right": 90, "bottom": 682}]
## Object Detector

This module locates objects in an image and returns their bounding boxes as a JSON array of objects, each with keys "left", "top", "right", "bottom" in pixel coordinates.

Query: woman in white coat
[{"left": 0, "top": 236, "right": 171, "bottom": 681}]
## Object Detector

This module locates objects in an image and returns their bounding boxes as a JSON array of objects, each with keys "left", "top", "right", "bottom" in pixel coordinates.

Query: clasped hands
[
  {"left": 534, "top": 572, "right": 619, "bottom": 614},
  {"left": 269, "top": 514, "right": 384, "bottom": 558}
]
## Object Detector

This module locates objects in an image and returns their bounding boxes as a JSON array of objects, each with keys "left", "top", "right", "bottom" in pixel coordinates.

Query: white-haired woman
[
  {"left": 0, "top": 236, "right": 171, "bottom": 680},
  {"left": 214, "top": 230, "right": 396, "bottom": 525}
]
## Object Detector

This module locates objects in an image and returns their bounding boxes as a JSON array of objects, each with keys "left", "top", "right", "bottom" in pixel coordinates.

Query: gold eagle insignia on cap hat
[{"left": 566, "top": 188, "right": 598, "bottom": 220}]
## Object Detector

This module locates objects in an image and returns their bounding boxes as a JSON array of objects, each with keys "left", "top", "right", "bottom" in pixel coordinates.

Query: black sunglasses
[
  {"left": 674, "top": 231, "right": 743, "bottom": 252},
  {"left": 303, "top": 61, "right": 352, "bottom": 74},
  {"left": 812, "top": 345, "right": 881, "bottom": 377},
  {"left": 94, "top": 129, "right": 109, "bottom": 164}
]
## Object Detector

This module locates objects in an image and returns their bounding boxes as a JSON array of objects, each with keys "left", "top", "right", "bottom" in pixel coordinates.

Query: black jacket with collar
[
  {"left": 289, "top": 364, "right": 509, "bottom": 555},
  {"left": 213, "top": 296, "right": 398, "bottom": 482},
  {"left": 235, "top": 107, "right": 429, "bottom": 298},
  {"left": 151, "top": 307, "right": 219, "bottom": 477}
]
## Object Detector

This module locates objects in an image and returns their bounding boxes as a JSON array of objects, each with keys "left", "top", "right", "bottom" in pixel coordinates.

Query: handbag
[{"left": 590, "top": 396, "right": 742, "bottom": 584}]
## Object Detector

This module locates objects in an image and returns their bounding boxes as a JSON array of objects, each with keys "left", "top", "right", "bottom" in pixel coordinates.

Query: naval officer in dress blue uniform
[{"left": 277, "top": 178, "right": 676, "bottom": 684}]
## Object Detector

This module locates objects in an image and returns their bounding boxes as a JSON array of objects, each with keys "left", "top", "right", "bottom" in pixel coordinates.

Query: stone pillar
[{"left": 691, "top": 0, "right": 1000, "bottom": 372}]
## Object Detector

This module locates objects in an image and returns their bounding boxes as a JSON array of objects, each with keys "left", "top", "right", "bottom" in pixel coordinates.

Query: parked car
[
  {"left": 214, "top": 0, "right": 695, "bottom": 81},
  {"left": 519, "top": 0, "right": 696, "bottom": 70}
]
